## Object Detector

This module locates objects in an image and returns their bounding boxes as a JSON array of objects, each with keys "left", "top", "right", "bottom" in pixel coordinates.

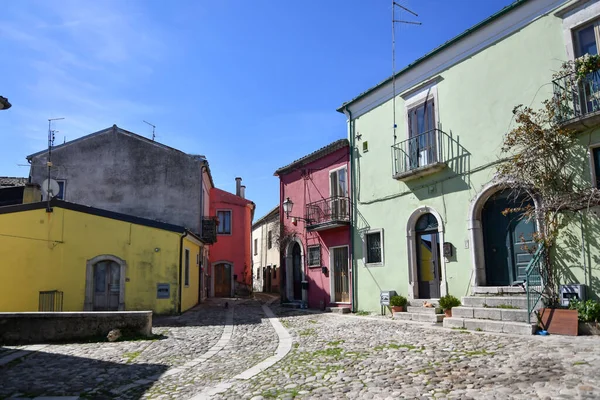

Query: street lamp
[
  {"left": 282, "top": 197, "right": 293, "bottom": 218},
  {"left": 0, "top": 96, "right": 11, "bottom": 110}
]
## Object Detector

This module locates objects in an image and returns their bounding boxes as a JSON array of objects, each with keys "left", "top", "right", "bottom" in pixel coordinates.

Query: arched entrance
[
  {"left": 285, "top": 239, "right": 304, "bottom": 301},
  {"left": 481, "top": 191, "right": 535, "bottom": 286},
  {"left": 84, "top": 255, "right": 126, "bottom": 311},
  {"left": 469, "top": 183, "right": 538, "bottom": 288},
  {"left": 415, "top": 213, "right": 442, "bottom": 299},
  {"left": 406, "top": 206, "right": 447, "bottom": 299}
]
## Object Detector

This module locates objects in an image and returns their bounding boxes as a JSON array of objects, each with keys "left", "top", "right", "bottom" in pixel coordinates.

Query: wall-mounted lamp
[
  {"left": 282, "top": 197, "right": 310, "bottom": 224},
  {"left": 154, "top": 247, "right": 160, "bottom": 252}
]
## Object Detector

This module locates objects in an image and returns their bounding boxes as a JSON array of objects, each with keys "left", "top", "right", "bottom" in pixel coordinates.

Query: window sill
[
  {"left": 364, "top": 262, "right": 384, "bottom": 268},
  {"left": 217, "top": 233, "right": 232, "bottom": 236},
  {"left": 308, "top": 265, "right": 321, "bottom": 269}
]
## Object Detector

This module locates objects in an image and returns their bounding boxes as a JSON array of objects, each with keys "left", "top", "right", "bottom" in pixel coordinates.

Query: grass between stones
[
  {"left": 123, "top": 350, "right": 142, "bottom": 363},
  {"left": 298, "top": 328, "right": 316, "bottom": 336},
  {"left": 355, "top": 310, "right": 370, "bottom": 316},
  {"left": 261, "top": 387, "right": 300, "bottom": 398}
]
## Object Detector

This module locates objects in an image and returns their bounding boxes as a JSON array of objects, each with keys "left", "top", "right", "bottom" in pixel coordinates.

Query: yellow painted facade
[{"left": 0, "top": 203, "right": 202, "bottom": 314}]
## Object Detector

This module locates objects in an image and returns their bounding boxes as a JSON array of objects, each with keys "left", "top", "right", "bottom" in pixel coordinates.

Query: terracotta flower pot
[
  {"left": 444, "top": 309, "right": 452, "bottom": 317},
  {"left": 391, "top": 306, "right": 405, "bottom": 313}
]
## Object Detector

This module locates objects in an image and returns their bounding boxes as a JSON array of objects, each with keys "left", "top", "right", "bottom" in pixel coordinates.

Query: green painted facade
[{"left": 343, "top": 0, "right": 600, "bottom": 312}]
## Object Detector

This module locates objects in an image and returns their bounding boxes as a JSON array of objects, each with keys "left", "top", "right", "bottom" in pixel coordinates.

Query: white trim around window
[
  {"left": 559, "top": 0, "right": 600, "bottom": 60},
  {"left": 363, "top": 228, "right": 384, "bottom": 267},
  {"left": 403, "top": 83, "right": 440, "bottom": 141},
  {"left": 216, "top": 209, "right": 232, "bottom": 235},
  {"left": 328, "top": 165, "right": 349, "bottom": 198},
  {"left": 307, "top": 245, "right": 321, "bottom": 268},
  {"left": 589, "top": 143, "right": 600, "bottom": 188}
]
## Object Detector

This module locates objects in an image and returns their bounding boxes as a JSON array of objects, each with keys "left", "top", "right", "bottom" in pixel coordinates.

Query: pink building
[
  {"left": 209, "top": 178, "right": 255, "bottom": 297},
  {"left": 275, "top": 139, "right": 351, "bottom": 311}
]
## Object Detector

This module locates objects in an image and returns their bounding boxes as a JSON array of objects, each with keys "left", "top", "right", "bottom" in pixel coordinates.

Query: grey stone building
[{"left": 27, "top": 125, "right": 214, "bottom": 235}]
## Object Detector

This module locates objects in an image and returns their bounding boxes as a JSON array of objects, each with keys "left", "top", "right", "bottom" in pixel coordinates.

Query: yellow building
[{"left": 0, "top": 199, "right": 205, "bottom": 314}]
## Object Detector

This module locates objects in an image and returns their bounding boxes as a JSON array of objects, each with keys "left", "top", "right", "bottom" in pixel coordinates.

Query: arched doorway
[
  {"left": 292, "top": 242, "right": 302, "bottom": 300},
  {"left": 84, "top": 255, "right": 126, "bottom": 311},
  {"left": 481, "top": 190, "right": 535, "bottom": 286},
  {"left": 415, "top": 213, "right": 442, "bottom": 299}
]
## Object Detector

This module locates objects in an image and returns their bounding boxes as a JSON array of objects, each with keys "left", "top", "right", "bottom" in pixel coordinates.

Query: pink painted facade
[
  {"left": 209, "top": 185, "right": 254, "bottom": 297},
  {"left": 276, "top": 139, "right": 351, "bottom": 310}
]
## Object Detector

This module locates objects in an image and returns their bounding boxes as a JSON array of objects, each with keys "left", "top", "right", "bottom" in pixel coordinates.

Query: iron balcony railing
[
  {"left": 305, "top": 196, "right": 350, "bottom": 228},
  {"left": 391, "top": 128, "right": 447, "bottom": 177},
  {"left": 201, "top": 217, "right": 218, "bottom": 244},
  {"left": 553, "top": 70, "right": 600, "bottom": 123},
  {"left": 39, "top": 290, "right": 63, "bottom": 311}
]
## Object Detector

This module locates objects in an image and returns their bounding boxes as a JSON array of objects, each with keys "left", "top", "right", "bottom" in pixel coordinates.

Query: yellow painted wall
[
  {"left": 181, "top": 236, "right": 201, "bottom": 312},
  {"left": 0, "top": 206, "right": 201, "bottom": 314}
]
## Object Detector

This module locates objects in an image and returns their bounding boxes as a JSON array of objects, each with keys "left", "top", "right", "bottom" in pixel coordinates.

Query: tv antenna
[
  {"left": 392, "top": 1, "right": 421, "bottom": 142},
  {"left": 143, "top": 120, "right": 156, "bottom": 141},
  {"left": 46, "top": 117, "right": 65, "bottom": 212}
]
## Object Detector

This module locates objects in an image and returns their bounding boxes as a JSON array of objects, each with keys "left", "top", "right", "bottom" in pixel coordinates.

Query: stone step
[
  {"left": 328, "top": 307, "right": 350, "bottom": 314},
  {"left": 393, "top": 312, "right": 445, "bottom": 323},
  {"left": 452, "top": 306, "right": 530, "bottom": 323},
  {"left": 409, "top": 299, "right": 439, "bottom": 307},
  {"left": 443, "top": 317, "right": 536, "bottom": 335},
  {"left": 462, "top": 296, "right": 528, "bottom": 309},
  {"left": 406, "top": 306, "right": 442, "bottom": 314}
]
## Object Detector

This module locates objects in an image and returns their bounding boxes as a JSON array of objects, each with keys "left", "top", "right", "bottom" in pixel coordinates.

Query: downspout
[
  {"left": 179, "top": 230, "right": 188, "bottom": 314},
  {"left": 343, "top": 107, "right": 356, "bottom": 312},
  {"left": 579, "top": 212, "right": 588, "bottom": 288},
  {"left": 279, "top": 178, "right": 285, "bottom": 304}
]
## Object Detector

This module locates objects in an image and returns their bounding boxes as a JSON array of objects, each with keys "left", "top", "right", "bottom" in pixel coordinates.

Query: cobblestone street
[{"left": 1, "top": 297, "right": 599, "bottom": 400}]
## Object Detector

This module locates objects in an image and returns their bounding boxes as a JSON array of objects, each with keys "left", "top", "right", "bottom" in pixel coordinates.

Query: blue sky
[{"left": 0, "top": 0, "right": 514, "bottom": 219}]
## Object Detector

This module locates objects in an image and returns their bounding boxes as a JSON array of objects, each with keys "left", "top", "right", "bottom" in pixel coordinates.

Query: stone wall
[{"left": 0, "top": 311, "right": 152, "bottom": 345}]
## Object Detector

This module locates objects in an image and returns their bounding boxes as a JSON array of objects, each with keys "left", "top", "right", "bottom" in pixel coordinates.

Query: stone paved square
[{"left": 1, "top": 297, "right": 599, "bottom": 399}]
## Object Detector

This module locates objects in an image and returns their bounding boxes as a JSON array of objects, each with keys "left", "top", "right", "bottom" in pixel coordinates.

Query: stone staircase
[
  {"left": 393, "top": 303, "right": 446, "bottom": 324},
  {"left": 443, "top": 295, "right": 536, "bottom": 335}
]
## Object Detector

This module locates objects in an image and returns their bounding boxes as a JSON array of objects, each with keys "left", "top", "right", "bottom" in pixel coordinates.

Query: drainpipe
[
  {"left": 279, "top": 178, "right": 285, "bottom": 304},
  {"left": 343, "top": 107, "right": 356, "bottom": 312},
  {"left": 178, "top": 231, "right": 189, "bottom": 314},
  {"left": 579, "top": 212, "right": 588, "bottom": 288}
]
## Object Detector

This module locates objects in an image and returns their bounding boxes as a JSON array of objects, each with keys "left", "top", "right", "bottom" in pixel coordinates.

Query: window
[
  {"left": 308, "top": 245, "right": 321, "bottom": 267},
  {"left": 365, "top": 230, "right": 383, "bottom": 265},
  {"left": 184, "top": 249, "right": 190, "bottom": 286},
  {"left": 267, "top": 231, "right": 273, "bottom": 249},
  {"left": 254, "top": 238, "right": 258, "bottom": 255},
  {"left": 593, "top": 147, "right": 600, "bottom": 188},
  {"left": 273, "top": 266, "right": 277, "bottom": 279},
  {"left": 217, "top": 210, "right": 231, "bottom": 234},
  {"left": 56, "top": 180, "right": 66, "bottom": 200},
  {"left": 407, "top": 98, "right": 436, "bottom": 168},
  {"left": 575, "top": 21, "right": 599, "bottom": 57}
]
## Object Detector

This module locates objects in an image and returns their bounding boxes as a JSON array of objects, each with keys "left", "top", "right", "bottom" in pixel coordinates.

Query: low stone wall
[{"left": 0, "top": 311, "right": 152, "bottom": 345}]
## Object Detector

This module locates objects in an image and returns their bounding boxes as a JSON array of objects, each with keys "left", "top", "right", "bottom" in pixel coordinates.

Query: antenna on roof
[
  {"left": 143, "top": 120, "right": 156, "bottom": 141},
  {"left": 46, "top": 117, "right": 65, "bottom": 212},
  {"left": 392, "top": 1, "right": 421, "bottom": 143}
]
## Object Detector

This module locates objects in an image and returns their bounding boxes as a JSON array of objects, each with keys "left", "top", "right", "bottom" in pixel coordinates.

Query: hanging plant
[{"left": 554, "top": 54, "right": 600, "bottom": 82}]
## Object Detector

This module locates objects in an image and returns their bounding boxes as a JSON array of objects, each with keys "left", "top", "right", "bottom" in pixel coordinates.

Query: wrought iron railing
[
  {"left": 525, "top": 245, "right": 547, "bottom": 324},
  {"left": 201, "top": 217, "right": 218, "bottom": 244},
  {"left": 553, "top": 70, "right": 600, "bottom": 123},
  {"left": 305, "top": 196, "right": 350, "bottom": 227},
  {"left": 391, "top": 128, "right": 447, "bottom": 177},
  {"left": 39, "top": 290, "right": 63, "bottom": 311}
]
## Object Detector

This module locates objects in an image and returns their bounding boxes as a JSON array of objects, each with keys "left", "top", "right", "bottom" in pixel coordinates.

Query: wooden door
[
  {"left": 330, "top": 168, "right": 348, "bottom": 220},
  {"left": 333, "top": 247, "right": 350, "bottom": 303},
  {"left": 214, "top": 263, "right": 232, "bottom": 297},
  {"left": 93, "top": 261, "right": 120, "bottom": 311}
]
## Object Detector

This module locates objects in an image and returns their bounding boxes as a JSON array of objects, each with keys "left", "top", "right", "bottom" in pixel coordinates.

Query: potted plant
[
  {"left": 569, "top": 299, "right": 600, "bottom": 335},
  {"left": 439, "top": 294, "right": 461, "bottom": 317},
  {"left": 389, "top": 295, "right": 407, "bottom": 313}
]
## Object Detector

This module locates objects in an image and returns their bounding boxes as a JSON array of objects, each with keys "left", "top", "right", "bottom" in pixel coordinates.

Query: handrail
[
  {"left": 553, "top": 70, "right": 600, "bottom": 123},
  {"left": 305, "top": 196, "right": 350, "bottom": 226},
  {"left": 525, "top": 245, "right": 547, "bottom": 324}
]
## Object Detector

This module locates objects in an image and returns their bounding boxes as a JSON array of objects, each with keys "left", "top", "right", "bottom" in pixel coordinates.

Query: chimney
[
  {"left": 240, "top": 185, "right": 246, "bottom": 199},
  {"left": 22, "top": 183, "right": 41, "bottom": 204},
  {"left": 235, "top": 177, "right": 242, "bottom": 196}
]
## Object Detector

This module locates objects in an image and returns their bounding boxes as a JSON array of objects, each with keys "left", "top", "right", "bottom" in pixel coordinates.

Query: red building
[
  {"left": 275, "top": 139, "right": 352, "bottom": 311},
  {"left": 209, "top": 178, "right": 255, "bottom": 297}
]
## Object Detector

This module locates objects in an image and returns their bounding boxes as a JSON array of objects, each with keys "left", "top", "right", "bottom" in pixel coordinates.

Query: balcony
[
  {"left": 391, "top": 129, "right": 448, "bottom": 181},
  {"left": 201, "top": 217, "right": 218, "bottom": 244},
  {"left": 305, "top": 196, "right": 350, "bottom": 232},
  {"left": 553, "top": 70, "right": 600, "bottom": 130}
]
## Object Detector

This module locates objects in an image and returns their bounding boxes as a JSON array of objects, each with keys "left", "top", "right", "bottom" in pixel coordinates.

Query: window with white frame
[
  {"left": 308, "top": 245, "right": 321, "bottom": 267},
  {"left": 574, "top": 20, "right": 600, "bottom": 57},
  {"left": 254, "top": 238, "right": 258, "bottom": 255},
  {"left": 184, "top": 249, "right": 190, "bottom": 286},
  {"left": 217, "top": 210, "right": 231, "bottom": 234},
  {"left": 592, "top": 147, "right": 600, "bottom": 188},
  {"left": 365, "top": 230, "right": 383, "bottom": 265}
]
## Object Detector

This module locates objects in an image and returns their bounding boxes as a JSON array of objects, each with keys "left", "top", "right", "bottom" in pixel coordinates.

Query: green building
[{"left": 339, "top": 0, "right": 600, "bottom": 333}]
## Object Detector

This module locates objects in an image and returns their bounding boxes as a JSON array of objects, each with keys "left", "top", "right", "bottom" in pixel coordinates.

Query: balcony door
[
  {"left": 329, "top": 167, "right": 348, "bottom": 220},
  {"left": 574, "top": 21, "right": 600, "bottom": 115},
  {"left": 408, "top": 98, "right": 436, "bottom": 169}
]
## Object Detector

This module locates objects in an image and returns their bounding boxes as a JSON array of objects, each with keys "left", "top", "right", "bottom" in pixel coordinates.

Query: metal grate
[
  {"left": 39, "top": 290, "right": 64, "bottom": 311},
  {"left": 391, "top": 128, "right": 448, "bottom": 177},
  {"left": 553, "top": 70, "right": 600, "bottom": 123}
]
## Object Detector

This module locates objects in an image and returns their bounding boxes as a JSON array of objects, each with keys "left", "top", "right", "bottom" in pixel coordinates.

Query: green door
[{"left": 482, "top": 192, "right": 535, "bottom": 286}]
